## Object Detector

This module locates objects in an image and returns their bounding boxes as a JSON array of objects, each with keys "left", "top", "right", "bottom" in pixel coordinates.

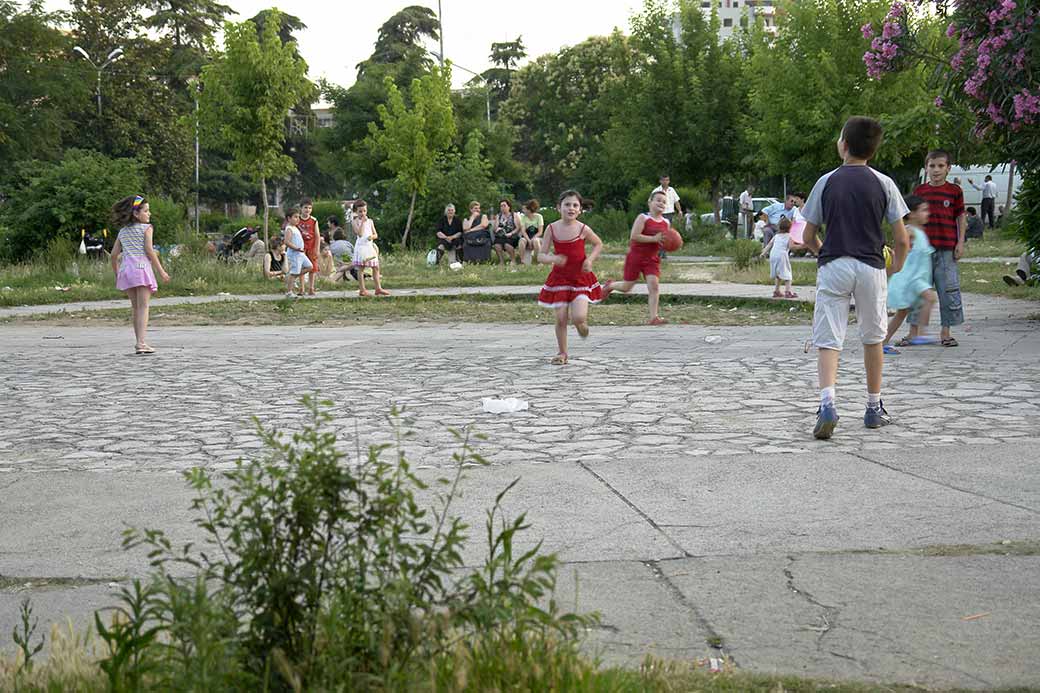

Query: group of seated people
[
  {"left": 255, "top": 215, "right": 369, "bottom": 285},
  {"left": 432, "top": 199, "right": 545, "bottom": 267}
]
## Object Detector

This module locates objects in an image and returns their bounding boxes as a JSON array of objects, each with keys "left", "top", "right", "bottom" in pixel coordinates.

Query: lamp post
[
  {"left": 187, "top": 77, "right": 201, "bottom": 236},
  {"left": 73, "top": 46, "right": 124, "bottom": 118},
  {"left": 429, "top": 51, "right": 490, "bottom": 124}
]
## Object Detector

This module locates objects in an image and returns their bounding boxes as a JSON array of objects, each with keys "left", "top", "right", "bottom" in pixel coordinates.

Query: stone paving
[{"left": 1, "top": 289, "right": 1039, "bottom": 689}]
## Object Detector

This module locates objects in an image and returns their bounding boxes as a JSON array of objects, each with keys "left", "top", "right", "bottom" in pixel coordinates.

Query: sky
[{"left": 46, "top": 0, "right": 642, "bottom": 91}]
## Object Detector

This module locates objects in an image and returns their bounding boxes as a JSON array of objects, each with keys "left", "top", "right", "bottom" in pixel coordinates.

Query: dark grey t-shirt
[{"left": 801, "top": 165, "right": 908, "bottom": 269}]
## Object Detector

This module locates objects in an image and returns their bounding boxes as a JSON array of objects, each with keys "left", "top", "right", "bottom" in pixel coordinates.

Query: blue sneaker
[
  {"left": 813, "top": 403, "right": 839, "bottom": 440},
  {"left": 864, "top": 401, "right": 892, "bottom": 429}
]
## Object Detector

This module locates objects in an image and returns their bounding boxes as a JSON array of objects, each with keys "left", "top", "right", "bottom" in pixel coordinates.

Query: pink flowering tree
[{"left": 863, "top": 0, "right": 1040, "bottom": 251}]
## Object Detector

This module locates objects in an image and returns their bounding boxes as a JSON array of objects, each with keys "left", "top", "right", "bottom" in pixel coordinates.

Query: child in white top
[
  {"left": 350, "top": 199, "right": 390, "bottom": 296},
  {"left": 753, "top": 212, "right": 767, "bottom": 242},
  {"left": 760, "top": 216, "right": 801, "bottom": 298},
  {"left": 282, "top": 208, "right": 312, "bottom": 298}
]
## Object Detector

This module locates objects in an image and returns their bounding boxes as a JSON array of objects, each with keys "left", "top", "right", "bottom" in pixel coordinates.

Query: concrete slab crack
[
  {"left": 644, "top": 560, "right": 734, "bottom": 664},
  {"left": 784, "top": 555, "right": 841, "bottom": 652}
]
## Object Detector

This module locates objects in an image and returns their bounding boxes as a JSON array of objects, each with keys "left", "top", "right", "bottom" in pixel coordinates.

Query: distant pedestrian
[
  {"left": 110, "top": 194, "right": 170, "bottom": 355},
  {"left": 760, "top": 216, "right": 802, "bottom": 299},
  {"left": 968, "top": 175, "right": 997, "bottom": 228},
  {"left": 282, "top": 207, "right": 311, "bottom": 298},
  {"left": 298, "top": 199, "right": 321, "bottom": 295},
  {"left": 739, "top": 184, "right": 755, "bottom": 239},
  {"left": 652, "top": 174, "right": 682, "bottom": 225},
  {"left": 351, "top": 200, "right": 389, "bottom": 296}
]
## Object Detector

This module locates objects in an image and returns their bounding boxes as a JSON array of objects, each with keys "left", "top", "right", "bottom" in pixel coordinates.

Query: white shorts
[
  {"left": 286, "top": 249, "right": 312, "bottom": 275},
  {"left": 812, "top": 257, "right": 887, "bottom": 351}
]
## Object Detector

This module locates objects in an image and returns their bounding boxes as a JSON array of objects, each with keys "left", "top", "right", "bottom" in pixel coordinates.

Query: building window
[
  {"left": 723, "top": 17, "right": 732, "bottom": 26},
  {"left": 701, "top": 0, "right": 710, "bottom": 6}
]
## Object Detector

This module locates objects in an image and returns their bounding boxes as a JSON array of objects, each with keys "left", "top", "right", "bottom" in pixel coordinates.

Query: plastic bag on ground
[{"left": 482, "top": 397, "right": 529, "bottom": 413}]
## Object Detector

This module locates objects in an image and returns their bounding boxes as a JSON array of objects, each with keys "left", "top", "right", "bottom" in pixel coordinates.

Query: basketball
[{"left": 661, "top": 228, "right": 683, "bottom": 252}]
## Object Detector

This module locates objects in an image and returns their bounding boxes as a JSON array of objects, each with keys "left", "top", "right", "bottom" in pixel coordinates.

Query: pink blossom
[
  {"left": 871, "top": 37, "right": 884, "bottom": 51},
  {"left": 881, "top": 42, "right": 898, "bottom": 59},
  {"left": 861, "top": 23, "right": 875, "bottom": 39},
  {"left": 950, "top": 49, "right": 965, "bottom": 71},
  {"left": 1012, "top": 89, "right": 1040, "bottom": 124},
  {"left": 1012, "top": 48, "right": 1027, "bottom": 71},
  {"left": 935, "top": 96, "right": 944, "bottom": 108},
  {"left": 945, "top": 23, "right": 957, "bottom": 38},
  {"left": 881, "top": 21, "right": 903, "bottom": 40}
]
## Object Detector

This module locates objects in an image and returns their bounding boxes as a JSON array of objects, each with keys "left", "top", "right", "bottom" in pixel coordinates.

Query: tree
[
  {"left": 0, "top": 1, "right": 88, "bottom": 173},
  {"left": 744, "top": 0, "right": 945, "bottom": 191},
  {"left": 366, "top": 65, "right": 456, "bottom": 246},
  {"left": 357, "top": 5, "right": 438, "bottom": 76},
  {"left": 201, "top": 11, "right": 315, "bottom": 245},
  {"left": 480, "top": 37, "right": 526, "bottom": 112},
  {"left": 503, "top": 32, "right": 632, "bottom": 203},
  {"left": 146, "top": 0, "right": 233, "bottom": 49}
]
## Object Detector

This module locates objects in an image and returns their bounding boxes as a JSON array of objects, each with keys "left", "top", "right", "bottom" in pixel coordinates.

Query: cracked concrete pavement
[{"left": 1, "top": 290, "right": 1038, "bottom": 689}]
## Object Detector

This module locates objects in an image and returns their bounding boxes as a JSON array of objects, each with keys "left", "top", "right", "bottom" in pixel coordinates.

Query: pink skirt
[{"left": 116, "top": 259, "right": 157, "bottom": 292}]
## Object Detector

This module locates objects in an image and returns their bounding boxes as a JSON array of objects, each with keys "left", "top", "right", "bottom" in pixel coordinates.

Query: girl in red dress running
[
  {"left": 602, "top": 189, "right": 669, "bottom": 325},
  {"left": 537, "top": 190, "right": 604, "bottom": 365}
]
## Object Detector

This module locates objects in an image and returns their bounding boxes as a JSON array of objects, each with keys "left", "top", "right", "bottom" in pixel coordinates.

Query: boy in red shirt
[
  {"left": 298, "top": 198, "right": 321, "bottom": 296},
  {"left": 906, "top": 150, "right": 965, "bottom": 347}
]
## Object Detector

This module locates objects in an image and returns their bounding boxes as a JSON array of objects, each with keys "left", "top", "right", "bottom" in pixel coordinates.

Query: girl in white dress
[
  {"left": 760, "top": 217, "right": 801, "bottom": 298},
  {"left": 350, "top": 199, "right": 390, "bottom": 297}
]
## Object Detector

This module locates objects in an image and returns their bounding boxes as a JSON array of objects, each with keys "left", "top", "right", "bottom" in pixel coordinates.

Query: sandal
[
  {"left": 895, "top": 336, "right": 914, "bottom": 347},
  {"left": 358, "top": 290, "right": 371, "bottom": 297},
  {"left": 883, "top": 344, "right": 900, "bottom": 355},
  {"left": 134, "top": 345, "right": 155, "bottom": 355},
  {"left": 941, "top": 337, "right": 959, "bottom": 347},
  {"left": 550, "top": 352, "right": 568, "bottom": 365},
  {"left": 784, "top": 291, "right": 798, "bottom": 299},
  {"left": 649, "top": 316, "right": 668, "bottom": 326},
  {"left": 601, "top": 280, "right": 614, "bottom": 300},
  {"left": 772, "top": 290, "right": 783, "bottom": 298}
]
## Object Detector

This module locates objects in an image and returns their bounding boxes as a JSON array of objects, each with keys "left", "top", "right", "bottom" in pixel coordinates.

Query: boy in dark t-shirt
[
  {"left": 909, "top": 150, "right": 965, "bottom": 347},
  {"left": 801, "top": 116, "right": 910, "bottom": 440}
]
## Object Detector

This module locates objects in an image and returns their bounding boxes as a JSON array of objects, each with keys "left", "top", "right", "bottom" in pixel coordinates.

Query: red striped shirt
[{"left": 913, "top": 182, "right": 964, "bottom": 250}]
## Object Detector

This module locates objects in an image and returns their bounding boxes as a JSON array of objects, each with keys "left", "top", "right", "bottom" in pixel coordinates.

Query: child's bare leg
[
  {"left": 571, "top": 297, "right": 590, "bottom": 337},
  {"left": 774, "top": 278, "right": 782, "bottom": 294},
  {"left": 611, "top": 279, "right": 637, "bottom": 293},
  {"left": 285, "top": 271, "right": 294, "bottom": 294},
  {"left": 374, "top": 267, "right": 390, "bottom": 294},
  {"left": 135, "top": 287, "right": 151, "bottom": 346},
  {"left": 554, "top": 306, "right": 569, "bottom": 357},
  {"left": 918, "top": 289, "right": 937, "bottom": 329},
  {"left": 864, "top": 342, "right": 883, "bottom": 395},
  {"left": 818, "top": 348, "right": 839, "bottom": 390},
  {"left": 357, "top": 269, "right": 367, "bottom": 294},
  {"left": 785, "top": 279, "right": 793, "bottom": 293},
  {"left": 127, "top": 288, "right": 143, "bottom": 346},
  {"left": 507, "top": 244, "right": 517, "bottom": 264},
  {"left": 647, "top": 274, "right": 661, "bottom": 321},
  {"left": 885, "top": 309, "right": 909, "bottom": 344}
]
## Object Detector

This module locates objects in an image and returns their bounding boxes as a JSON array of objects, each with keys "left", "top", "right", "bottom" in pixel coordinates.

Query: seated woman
[
  {"left": 517, "top": 199, "right": 544, "bottom": 265},
  {"left": 434, "top": 204, "right": 464, "bottom": 263},
  {"left": 492, "top": 199, "right": 522, "bottom": 267},
  {"left": 329, "top": 228, "right": 354, "bottom": 262},
  {"left": 462, "top": 201, "right": 491, "bottom": 263},
  {"left": 263, "top": 236, "right": 286, "bottom": 280}
]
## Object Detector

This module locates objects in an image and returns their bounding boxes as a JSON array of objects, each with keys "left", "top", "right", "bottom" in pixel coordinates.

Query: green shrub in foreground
[{"left": 2, "top": 397, "right": 595, "bottom": 691}]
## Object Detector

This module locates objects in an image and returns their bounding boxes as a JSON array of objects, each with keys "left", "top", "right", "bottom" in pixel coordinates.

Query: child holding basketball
[
  {"left": 537, "top": 190, "right": 604, "bottom": 365},
  {"left": 601, "top": 189, "right": 669, "bottom": 325}
]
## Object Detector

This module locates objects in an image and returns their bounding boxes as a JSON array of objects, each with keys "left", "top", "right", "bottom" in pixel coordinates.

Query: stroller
[
  {"left": 462, "top": 228, "right": 493, "bottom": 263},
  {"left": 217, "top": 227, "right": 257, "bottom": 262},
  {"left": 82, "top": 231, "right": 107, "bottom": 259}
]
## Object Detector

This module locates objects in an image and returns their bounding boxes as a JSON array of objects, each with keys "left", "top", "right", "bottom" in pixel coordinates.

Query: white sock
[
  {"left": 867, "top": 392, "right": 881, "bottom": 409},
  {"left": 820, "top": 386, "right": 835, "bottom": 407}
]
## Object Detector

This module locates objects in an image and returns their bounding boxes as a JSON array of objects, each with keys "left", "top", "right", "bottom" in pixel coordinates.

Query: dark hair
[
  {"left": 650, "top": 189, "right": 668, "bottom": 200},
  {"left": 352, "top": 199, "right": 367, "bottom": 211},
  {"left": 966, "top": 206, "right": 977, "bottom": 215},
  {"left": 985, "top": 175, "right": 993, "bottom": 181},
  {"left": 778, "top": 217, "right": 792, "bottom": 232},
  {"left": 270, "top": 235, "right": 284, "bottom": 247},
  {"left": 903, "top": 194, "right": 926, "bottom": 217},
  {"left": 659, "top": 173, "right": 670, "bottom": 180},
  {"left": 557, "top": 189, "right": 584, "bottom": 206},
  {"left": 523, "top": 199, "right": 540, "bottom": 213},
  {"left": 925, "top": 149, "right": 951, "bottom": 166},
  {"left": 841, "top": 116, "right": 884, "bottom": 159},
  {"left": 498, "top": 199, "right": 513, "bottom": 212},
  {"left": 300, "top": 198, "right": 313, "bottom": 206},
  {"left": 326, "top": 215, "right": 340, "bottom": 227},
  {"left": 111, "top": 194, "right": 148, "bottom": 227},
  {"left": 283, "top": 207, "right": 301, "bottom": 227},
  {"left": 790, "top": 191, "right": 806, "bottom": 201},
  {"left": 333, "top": 229, "right": 346, "bottom": 240}
]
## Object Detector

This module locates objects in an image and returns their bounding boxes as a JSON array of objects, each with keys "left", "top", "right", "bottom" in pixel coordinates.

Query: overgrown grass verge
[
  {"left": 0, "top": 252, "right": 653, "bottom": 307},
  {"left": 7, "top": 294, "right": 815, "bottom": 328}
]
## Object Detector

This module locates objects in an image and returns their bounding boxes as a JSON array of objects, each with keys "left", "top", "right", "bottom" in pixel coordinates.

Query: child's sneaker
[
  {"left": 864, "top": 401, "right": 891, "bottom": 429},
  {"left": 813, "top": 403, "right": 839, "bottom": 440}
]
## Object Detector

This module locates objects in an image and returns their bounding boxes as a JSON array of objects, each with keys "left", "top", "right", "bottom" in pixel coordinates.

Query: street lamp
[
  {"left": 187, "top": 76, "right": 202, "bottom": 236},
  {"left": 429, "top": 51, "right": 490, "bottom": 124},
  {"left": 73, "top": 46, "right": 124, "bottom": 118}
]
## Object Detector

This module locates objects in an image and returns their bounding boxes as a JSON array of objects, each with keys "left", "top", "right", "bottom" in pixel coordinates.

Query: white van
[{"left": 919, "top": 163, "right": 1021, "bottom": 210}]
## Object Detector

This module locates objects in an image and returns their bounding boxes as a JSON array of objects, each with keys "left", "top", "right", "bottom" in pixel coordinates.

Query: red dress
[
  {"left": 298, "top": 217, "right": 319, "bottom": 274},
  {"left": 623, "top": 215, "right": 667, "bottom": 281},
  {"left": 538, "top": 223, "right": 603, "bottom": 308}
]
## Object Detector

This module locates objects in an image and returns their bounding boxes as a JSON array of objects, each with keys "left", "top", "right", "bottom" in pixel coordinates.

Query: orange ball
[{"left": 661, "top": 227, "right": 684, "bottom": 252}]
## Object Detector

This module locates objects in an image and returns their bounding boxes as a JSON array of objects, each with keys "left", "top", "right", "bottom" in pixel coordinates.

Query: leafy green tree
[
  {"left": 0, "top": 1, "right": 88, "bottom": 172},
  {"left": 743, "top": 0, "right": 947, "bottom": 190},
  {"left": 366, "top": 65, "right": 456, "bottom": 246},
  {"left": 503, "top": 32, "right": 633, "bottom": 202},
  {"left": 357, "top": 5, "right": 438, "bottom": 77},
  {"left": 479, "top": 37, "right": 526, "bottom": 112},
  {"left": 0, "top": 149, "right": 145, "bottom": 261},
  {"left": 147, "top": 0, "right": 232, "bottom": 49},
  {"left": 201, "top": 11, "right": 315, "bottom": 245}
]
